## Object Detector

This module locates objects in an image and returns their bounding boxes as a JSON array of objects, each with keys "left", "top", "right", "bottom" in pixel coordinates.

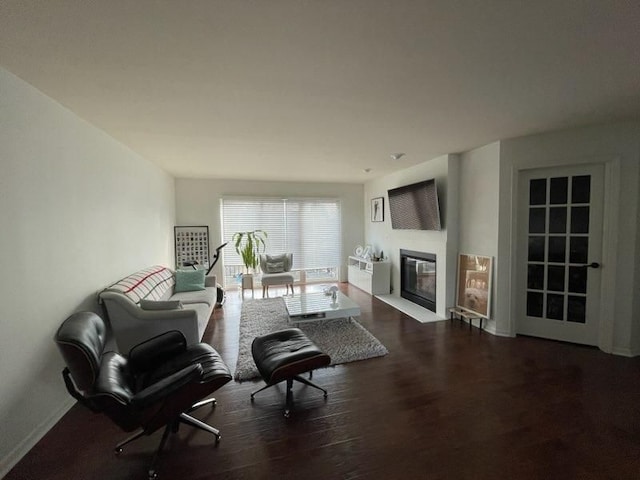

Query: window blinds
[{"left": 221, "top": 197, "right": 341, "bottom": 271}]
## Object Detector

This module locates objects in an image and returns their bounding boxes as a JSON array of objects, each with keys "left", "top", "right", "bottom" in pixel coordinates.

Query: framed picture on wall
[
  {"left": 174, "top": 226, "right": 210, "bottom": 270},
  {"left": 371, "top": 197, "right": 384, "bottom": 222},
  {"left": 456, "top": 253, "right": 493, "bottom": 318}
]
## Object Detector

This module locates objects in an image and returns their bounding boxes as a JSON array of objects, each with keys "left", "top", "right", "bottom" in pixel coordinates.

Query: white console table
[{"left": 347, "top": 256, "right": 390, "bottom": 295}]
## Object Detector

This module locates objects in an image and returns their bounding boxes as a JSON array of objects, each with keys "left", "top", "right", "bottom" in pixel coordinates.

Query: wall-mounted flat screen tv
[{"left": 387, "top": 179, "right": 442, "bottom": 230}]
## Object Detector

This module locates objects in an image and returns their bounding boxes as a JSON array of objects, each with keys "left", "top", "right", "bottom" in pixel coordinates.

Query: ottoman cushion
[{"left": 251, "top": 328, "right": 330, "bottom": 384}]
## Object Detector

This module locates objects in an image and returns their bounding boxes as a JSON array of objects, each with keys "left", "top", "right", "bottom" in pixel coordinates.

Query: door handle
[{"left": 580, "top": 262, "right": 600, "bottom": 269}]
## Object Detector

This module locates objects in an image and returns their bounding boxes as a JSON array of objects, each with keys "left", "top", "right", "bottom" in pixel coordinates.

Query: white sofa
[{"left": 99, "top": 265, "right": 216, "bottom": 354}]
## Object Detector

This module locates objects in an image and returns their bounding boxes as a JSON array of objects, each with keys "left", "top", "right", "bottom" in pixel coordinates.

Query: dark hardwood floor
[{"left": 8, "top": 283, "right": 640, "bottom": 479}]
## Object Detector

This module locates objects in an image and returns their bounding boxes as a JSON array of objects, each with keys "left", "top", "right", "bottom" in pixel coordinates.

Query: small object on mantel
[{"left": 372, "top": 249, "right": 384, "bottom": 261}]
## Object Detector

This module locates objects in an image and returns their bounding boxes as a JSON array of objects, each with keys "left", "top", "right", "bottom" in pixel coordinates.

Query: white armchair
[{"left": 259, "top": 253, "right": 294, "bottom": 297}]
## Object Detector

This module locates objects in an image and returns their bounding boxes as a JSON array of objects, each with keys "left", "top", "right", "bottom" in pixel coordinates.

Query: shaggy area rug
[{"left": 234, "top": 297, "right": 388, "bottom": 381}]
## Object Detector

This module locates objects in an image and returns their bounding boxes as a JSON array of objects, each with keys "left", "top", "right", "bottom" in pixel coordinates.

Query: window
[{"left": 221, "top": 197, "right": 342, "bottom": 287}]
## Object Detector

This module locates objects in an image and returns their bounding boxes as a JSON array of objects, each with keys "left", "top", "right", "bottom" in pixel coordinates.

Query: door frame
[{"left": 507, "top": 155, "right": 620, "bottom": 353}]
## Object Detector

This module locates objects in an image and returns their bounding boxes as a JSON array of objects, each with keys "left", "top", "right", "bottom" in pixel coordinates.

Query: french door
[{"left": 516, "top": 164, "right": 604, "bottom": 345}]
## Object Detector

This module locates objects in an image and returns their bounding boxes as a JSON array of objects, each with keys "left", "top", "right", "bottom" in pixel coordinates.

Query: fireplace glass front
[{"left": 400, "top": 249, "right": 436, "bottom": 312}]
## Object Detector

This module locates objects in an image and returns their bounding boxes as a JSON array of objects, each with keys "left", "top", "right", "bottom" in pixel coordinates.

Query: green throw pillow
[{"left": 174, "top": 269, "right": 206, "bottom": 293}]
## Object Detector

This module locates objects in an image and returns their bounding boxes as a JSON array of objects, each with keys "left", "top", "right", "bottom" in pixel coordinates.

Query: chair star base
[{"left": 115, "top": 404, "right": 222, "bottom": 480}]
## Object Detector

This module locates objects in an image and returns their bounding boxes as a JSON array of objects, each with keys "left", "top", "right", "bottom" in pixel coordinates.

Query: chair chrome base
[
  {"left": 251, "top": 374, "right": 328, "bottom": 418},
  {"left": 188, "top": 396, "right": 217, "bottom": 412},
  {"left": 114, "top": 398, "right": 221, "bottom": 479}
]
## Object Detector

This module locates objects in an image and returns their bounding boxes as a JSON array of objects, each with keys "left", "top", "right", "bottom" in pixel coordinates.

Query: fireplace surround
[{"left": 400, "top": 249, "right": 437, "bottom": 312}]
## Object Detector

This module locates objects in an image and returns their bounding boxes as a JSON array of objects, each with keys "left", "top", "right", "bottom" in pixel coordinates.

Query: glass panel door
[{"left": 517, "top": 164, "right": 603, "bottom": 345}]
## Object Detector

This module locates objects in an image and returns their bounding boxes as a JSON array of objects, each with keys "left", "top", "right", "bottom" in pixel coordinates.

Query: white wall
[
  {"left": 458, "top": 142, "right": 501, "bottom": 333},
  {"left": 175, "top": 178, "right": 363, "bottom": 283},
  {"left": 499, "top": 122, "right": 640, "bottom": 354},
  {"left": 0, "top": 68, "right": 175, "bottom": 476},
  {"left": 364, "top": 154, "right": 457, "bottom": 318}
]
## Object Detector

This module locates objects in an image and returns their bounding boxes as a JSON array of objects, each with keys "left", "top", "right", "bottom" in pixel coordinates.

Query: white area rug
[{"left": 234, "top": 297, "right": 388, "bottom": 381}]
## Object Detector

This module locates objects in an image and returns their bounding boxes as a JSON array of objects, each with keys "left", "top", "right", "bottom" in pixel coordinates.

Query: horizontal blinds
[
  {"left": 221, "top": 197, "right": 341, "bottom": 270},
  {"left": 221, "top": 198, "right": 285, "bottom": 267},
  {"left": 285, "top": 200, "right": 341, "bottom": 269}
]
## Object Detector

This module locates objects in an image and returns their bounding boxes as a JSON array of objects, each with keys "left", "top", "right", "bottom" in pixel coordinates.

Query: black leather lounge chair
[{"left": 54, "top": 311, "right": 232, "bottom": 479}]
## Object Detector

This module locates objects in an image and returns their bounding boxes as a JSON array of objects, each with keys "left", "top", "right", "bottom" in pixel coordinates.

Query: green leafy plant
[{"left": 232, "top": 230, "right": 267, "bottom": 273}]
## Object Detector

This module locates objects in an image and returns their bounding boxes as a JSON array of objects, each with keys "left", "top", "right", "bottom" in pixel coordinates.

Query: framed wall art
[
  {"left": 456, "top": 253, "right": 493, "bottom": 319},
  {"left": 174, "top": 226, "right": 210, "bottom": 270},
  {"left": 371, "top": 196, "right": 384, "bottom": 222}
]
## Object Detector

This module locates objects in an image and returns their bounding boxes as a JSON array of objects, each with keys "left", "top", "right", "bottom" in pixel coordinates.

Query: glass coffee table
[{"left": 284, "top": 291, "right": 361, "bottom": 323}]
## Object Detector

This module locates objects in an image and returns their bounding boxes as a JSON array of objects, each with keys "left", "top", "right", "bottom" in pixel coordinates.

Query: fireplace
[{"left": 400, "top": 249, "right": 436, "bottom": 312}]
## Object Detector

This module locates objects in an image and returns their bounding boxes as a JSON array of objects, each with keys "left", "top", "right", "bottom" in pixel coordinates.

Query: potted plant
[{"left": 232, "top": 230, "right": 268, "bottom": 274}]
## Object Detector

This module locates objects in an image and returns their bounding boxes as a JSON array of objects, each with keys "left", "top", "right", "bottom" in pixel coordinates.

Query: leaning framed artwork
[
  {"left": 456, "top": 253, "right": 493, "bottom": 318},
  {"left": 174, "top": 226, "right": 210, "bottom": 270},
  {"left": 371, "top": 197, "right": 384, "bottom": 222}
]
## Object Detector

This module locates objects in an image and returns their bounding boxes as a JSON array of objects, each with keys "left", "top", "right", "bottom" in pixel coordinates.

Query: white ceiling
[{"left": 1, "top": 1, "right": 639, "bottom": 184}]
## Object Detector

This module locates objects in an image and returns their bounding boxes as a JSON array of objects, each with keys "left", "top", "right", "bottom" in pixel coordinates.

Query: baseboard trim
[
  {"left": 491, "top": 328, "right": 514, "bottom": 337},
  {"left": 483, "top": 324, "right": 497, "bottom": 336},
  {"left": 611, "top": 346, "right": 639, "bottom": 358},
  {"left": 465, "top": 322, "right": 511, "bottom": 337},
  {"left": 0, "top": 398, "right": 75, "bottom": 479}
]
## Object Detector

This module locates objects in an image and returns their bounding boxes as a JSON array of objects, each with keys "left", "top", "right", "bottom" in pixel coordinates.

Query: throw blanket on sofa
[{"left": 104, "top": 265, "right": 175, "bottom": 304}]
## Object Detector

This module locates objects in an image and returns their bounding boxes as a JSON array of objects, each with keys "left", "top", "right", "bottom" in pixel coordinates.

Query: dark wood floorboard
[{"left": 7, "top": 283, "right": 640, "bottom": 479}]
